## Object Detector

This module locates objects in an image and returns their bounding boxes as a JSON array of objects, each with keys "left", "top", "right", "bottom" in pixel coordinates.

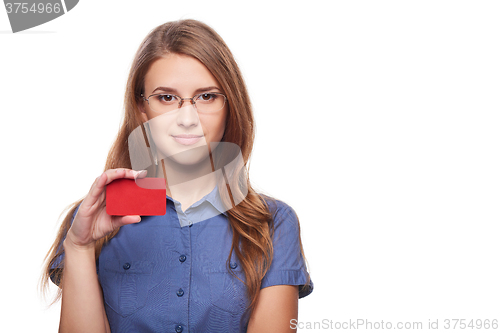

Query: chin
[
  {"left": 160, "top": 145, "right": 211, "bottom": 166},
  {"left": 169, "top": 154, "right": 208, "bottom": 166}
]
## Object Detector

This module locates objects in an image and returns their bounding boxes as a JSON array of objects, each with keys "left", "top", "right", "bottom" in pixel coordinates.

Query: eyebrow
[{"left": 151, "top": 86, "right": 222, "bottom": 95}]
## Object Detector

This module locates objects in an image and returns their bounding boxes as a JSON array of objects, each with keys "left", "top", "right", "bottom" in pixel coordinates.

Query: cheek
[
  {"left": 147, "top": 114, "right": 175, "bottom": 145},
  {"left": 201, "top": 113, "right": 227, "bottom": 143}
]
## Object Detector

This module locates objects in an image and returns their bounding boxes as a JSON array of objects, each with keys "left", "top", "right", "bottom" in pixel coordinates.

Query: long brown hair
[{"left": 41, "top": 19, "right": 309, "bottom": 312}]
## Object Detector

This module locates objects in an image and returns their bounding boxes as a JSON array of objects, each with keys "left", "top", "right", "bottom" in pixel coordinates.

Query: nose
[{"left": 176, "top": 102, "right": 199, "bottom": 128}]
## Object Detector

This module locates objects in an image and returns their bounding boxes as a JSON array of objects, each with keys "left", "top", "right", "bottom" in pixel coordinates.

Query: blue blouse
[{"left": 55, "top": 185, "right": 313, "bottom": 332}]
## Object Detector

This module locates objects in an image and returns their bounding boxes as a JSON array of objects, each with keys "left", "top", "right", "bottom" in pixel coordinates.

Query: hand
[{"left": 65, "top": 168, "right": 147, "bottom": 250}]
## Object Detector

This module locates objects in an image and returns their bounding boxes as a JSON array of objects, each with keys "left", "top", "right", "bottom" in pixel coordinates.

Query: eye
[
  {"left": 157, "top": 94, "right": 177, "bottom": 104},
  {"left": 197, "top": 93, "right": 218, "bottom": 103}
]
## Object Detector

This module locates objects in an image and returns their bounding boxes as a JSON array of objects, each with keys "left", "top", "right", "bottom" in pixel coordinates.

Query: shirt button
[
  {"left": 179, "top": 254, "right": 187, "bottom": 263},
  {"left": 123, "top": 263, "right": 131, "bottom": 270},
  {"left": 175, "top": 324, "right": 183, "bottom": 332},
  {"left": 176, "top": 288, "right": 184, "bottom": 297},
  {"left": 230, "top": 262, "right": 238, "bottom": 269}
]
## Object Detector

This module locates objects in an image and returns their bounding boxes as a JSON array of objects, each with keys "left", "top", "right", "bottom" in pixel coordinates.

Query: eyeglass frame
[{"left": 140, "top": 91, "right": 227, "bottom": 113}]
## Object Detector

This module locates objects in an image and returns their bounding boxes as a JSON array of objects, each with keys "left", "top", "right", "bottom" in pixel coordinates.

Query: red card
[{"left": 106, "top": 178, "right": 166, "bottom": 216}]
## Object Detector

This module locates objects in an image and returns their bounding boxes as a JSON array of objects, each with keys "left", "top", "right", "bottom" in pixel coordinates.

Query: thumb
[{"left": 112, "top": 215, "right": 142, "bottom": 229}]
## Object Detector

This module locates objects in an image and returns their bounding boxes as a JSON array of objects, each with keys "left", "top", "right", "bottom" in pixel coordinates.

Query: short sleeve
[{"left": 260, "top": 201, "right": 313, "bottom": 298}]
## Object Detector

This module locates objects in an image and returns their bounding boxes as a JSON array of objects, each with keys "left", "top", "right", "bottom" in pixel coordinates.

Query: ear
[{"left": 138, "top": 99, "right": 149, "bottom": 123}]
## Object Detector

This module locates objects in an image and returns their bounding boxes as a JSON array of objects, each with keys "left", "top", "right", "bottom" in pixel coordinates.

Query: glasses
[{"left": 141, "top": 92, "right": 227, "bottom": 114}]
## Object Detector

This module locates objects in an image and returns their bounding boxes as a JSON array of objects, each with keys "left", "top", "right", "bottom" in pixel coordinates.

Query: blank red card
[{"left": 106, "top": 178, "right": 166, "bottom": 216}]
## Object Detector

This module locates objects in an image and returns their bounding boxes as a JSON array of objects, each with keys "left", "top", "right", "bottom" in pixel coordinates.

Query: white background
[{"left": 1, "top": 1, "right": 500, "bottom": 332}]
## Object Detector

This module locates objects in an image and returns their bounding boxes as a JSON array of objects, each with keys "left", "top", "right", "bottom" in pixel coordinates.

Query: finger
[
  {"left": 84, "top": 172, "right": 108, "bottom": 209},
  {"left": 103, "top": 168, "right": 147, "bottom": 185},
  {"left": 94, "top": 186, "right": 107, "bottom": 209},
  {"left": 111, "top": 215, "right": 142, "bottom": 229},
  {"left": 134, "top": 169, "right": 148, "bottom": 180}
]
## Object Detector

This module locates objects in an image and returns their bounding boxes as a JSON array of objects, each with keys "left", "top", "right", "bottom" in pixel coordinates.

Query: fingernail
[{"left": 134, "top": 170, "right": 147, "bottom": 179}]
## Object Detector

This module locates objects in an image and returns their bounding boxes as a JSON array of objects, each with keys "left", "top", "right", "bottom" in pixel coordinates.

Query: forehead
[{"left": 144, "top": 54, "right": 220, "bottom": 94}]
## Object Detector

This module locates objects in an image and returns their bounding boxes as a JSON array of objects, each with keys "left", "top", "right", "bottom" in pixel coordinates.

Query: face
[{"left": 139, "top": 54, "right": 228, "bottom": 167}]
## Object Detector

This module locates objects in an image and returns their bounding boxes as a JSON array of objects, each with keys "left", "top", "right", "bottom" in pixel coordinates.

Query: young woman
[{"left": 42, "top": 19, "right": 313, "bottom": 333}]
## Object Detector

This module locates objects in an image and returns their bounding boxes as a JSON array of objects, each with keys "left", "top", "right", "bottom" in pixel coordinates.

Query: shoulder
[
  {"left": 258, "top": 194, "right": 301, "bottom": 238},
  {"left": 257, "top": 192, "right": 294, "bottom": 216},
  {"left": 261, "top": 194, "right": 299, "bottom": 223}
]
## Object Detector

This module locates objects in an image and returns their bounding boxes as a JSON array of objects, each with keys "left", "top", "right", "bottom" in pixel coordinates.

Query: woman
[{"left": 42, "top": 19, "right": 313, "bottom": 333}]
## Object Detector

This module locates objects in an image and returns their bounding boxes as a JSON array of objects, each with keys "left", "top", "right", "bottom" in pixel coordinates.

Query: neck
[{"left": 156, "top": 153, "right": 217, "bottom": 210}]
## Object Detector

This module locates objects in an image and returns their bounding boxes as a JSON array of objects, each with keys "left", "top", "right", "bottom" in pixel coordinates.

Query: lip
[{"left": 172, "top": 134, "right": 203, "bottom": 146}]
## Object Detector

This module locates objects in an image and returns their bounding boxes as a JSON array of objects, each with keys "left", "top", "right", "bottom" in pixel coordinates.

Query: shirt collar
[
  {"left": 205, "top": 185, "right": 229, "bottom": 217},
  {"left": 166, "top": 185, "right": 228, "bottom": 217}
]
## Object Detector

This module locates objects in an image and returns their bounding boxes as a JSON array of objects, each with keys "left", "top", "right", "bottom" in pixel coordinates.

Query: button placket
[
  {"left": 172, "top": 222, "right": 190, "bottom": 332},
  {"left": 177, "top": 253, "right": 187, "bottom": 297}
]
